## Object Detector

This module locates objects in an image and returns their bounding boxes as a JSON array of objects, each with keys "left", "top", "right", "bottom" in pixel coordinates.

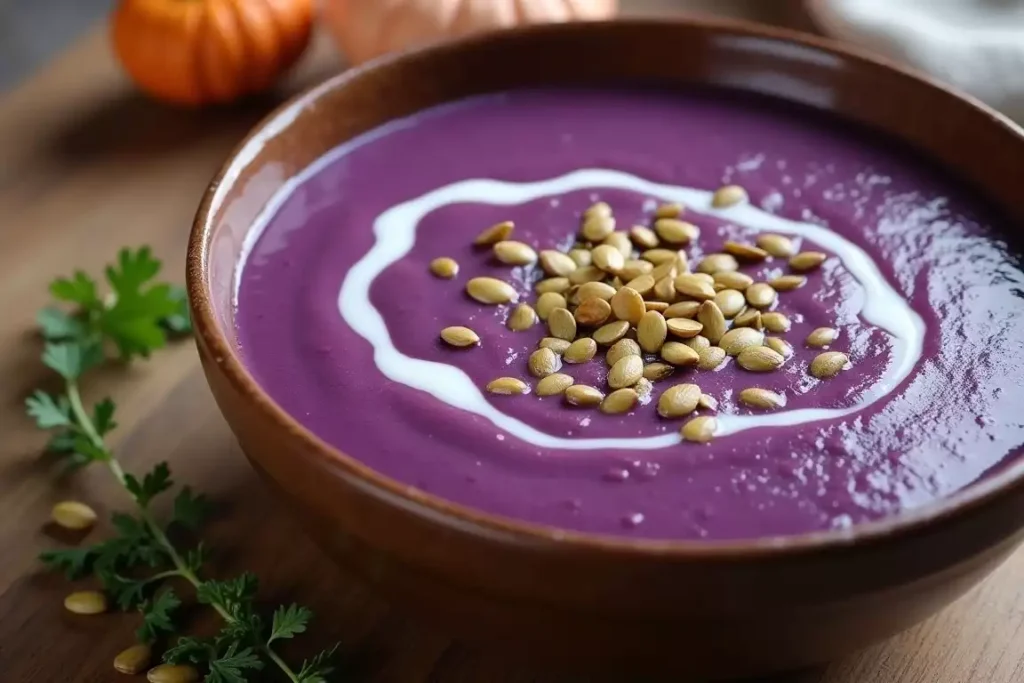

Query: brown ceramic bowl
[{"left": 187, "top": 17, "right": 1024, "bottom": 680}]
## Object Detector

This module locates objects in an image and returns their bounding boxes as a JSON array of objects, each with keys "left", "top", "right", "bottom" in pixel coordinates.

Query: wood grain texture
[{"left": 0, "top": 2, "right": 1020, "bottom": 681}]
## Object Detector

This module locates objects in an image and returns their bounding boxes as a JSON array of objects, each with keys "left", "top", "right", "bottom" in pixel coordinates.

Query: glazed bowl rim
[{"left": 188, "top": 15, "right": 1024, "bottom": 559}]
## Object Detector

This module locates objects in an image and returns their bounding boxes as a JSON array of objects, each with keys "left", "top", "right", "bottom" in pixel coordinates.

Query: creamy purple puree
[{"left": 236, "top": 88, "right": 1024, "bottom": 540}]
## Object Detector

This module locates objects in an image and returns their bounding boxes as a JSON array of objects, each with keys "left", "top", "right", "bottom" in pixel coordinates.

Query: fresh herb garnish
[{"left": 31, "top": 248, "right": 338, "bottom": 682}]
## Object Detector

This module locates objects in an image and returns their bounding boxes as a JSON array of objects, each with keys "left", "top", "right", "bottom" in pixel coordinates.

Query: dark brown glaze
[{"left": 187, "top": 18, "right": 1024, "bottom": 678}]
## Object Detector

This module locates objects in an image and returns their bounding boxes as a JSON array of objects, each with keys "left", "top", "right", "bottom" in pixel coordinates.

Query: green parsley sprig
[{"left": 30, "top": 248, "right": 338, "bottom": 683}]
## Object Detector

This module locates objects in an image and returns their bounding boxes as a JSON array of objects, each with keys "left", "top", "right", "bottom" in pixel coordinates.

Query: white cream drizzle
[{"left": 336, "top": 169, "right": 925, "bottom": 451}]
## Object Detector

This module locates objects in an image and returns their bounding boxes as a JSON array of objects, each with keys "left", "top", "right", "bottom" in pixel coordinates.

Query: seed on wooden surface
[
  {"left": 64, "top": 590, "right": 108, "bottom": 615},
  {"left": 575, "top": 298, "right": 612, "bottom": 326},
  {"left": 652, "top": 276, "right": 678, "bottom": 302},
  {"left": 114, "top": 644, "right": 152, "bottom": 675},
  {"left": 474, "top": 220, "right": 514, "bottom": 246},
  {"left": 761, "top": 312, "right": 792, "bottom": 334},
  {"left": 770, "top": 274, "right": 807, "bottom": 291},
  {"left": 620, "top": 274, "right": 652, "bottom": 297},
  {"left": 618, "top": 258, "right": 654, "bottom": 281},
  {"left": 569, "top": 248, "right": 592, "bottom": 267},
  {"left": 539, "top": 337, "right": 571, "bottom": 354},
  {"left": 654, "top": 202, "right": 685, "bottom": 219},
  {"left": 51, "top": 501, "right": 97, "bottom": 531},
  {"left": 806, "top": 327, "right": 839, "bottom": 348},
  {"left": 592, "top": 320, "right": 631, "bottom": 345},
  {"left": 790, "top": 251, "right": 828, "bottom": 271},
  {"left": 529, "top": 348, "right": 562, "bottom": 377},
  {"left": 565, "top": 384, "right": 605, "bottom": 406},
  {"left": 610, "top": 287, "right": 645, "bottom": 325},
  {"left": 548, "top": 308, "right": 577, "bottom": 341},
  {"left": 584, "top": 201, "right": 612, "bottom": 220},
  {"left": 493, "top": 240, "right": 537, "bottom": 266},
  {"left": 487, "top": 377, "right": 529, "bottom": 395},
  {"left": 645, "top": 300, "right": 670, "bottom": 312},
  {"left": 147, "top": 664, "right": 200, "bottom": 683},
  {"left": 714, "top": 271, "right": 754, "bottom": 290},
  {"left": 651, "top": 257, "right": 680, "bottom": 281},
  {"left": 732, "top": 308, "right": 763, "bottom": 330},
  {"left": 696, "top": 253, "right": 739, "bottom": 275},
  {"left": 810, "top": 351, "right": 850, "bottom": 379},
  {"left": 601, "top": 388, "right": 639, "bottom": 414},
  {"left": 575, "top": 281, "right": 616, "bottom": 304},
  {"left": 608, "top": 355, "right": 644, "bottom": 389},
  {"left": 564, "top": 338, "right": 598, "bottom": 364},
  {"left": 737, "top": 346, "right": 785, "bottom": 372},
  {"left": 698, "top": 346, "right": 727, "bottom": 370},
  {"left": 643, "top": 362, "right": 676, "bottom": 381},
  {"left": 681, "top": 415, "right": 718, "bottom": 442},
  {"left": 641, "top": 248, "right": 679, "bottom": 265},
  {"left": 698, "top": 394, "right": 719, "bottom": 411},
  {"left": 537, "top": 373, "right": 575, "bottom": 397},
  {"left": 630, "top": 225, "right": 660, "bottom": 249},
  {"left": 661, "top": 342, "right": 700, "bottom": 366},
  {"left": 606, "top": 338, "right": 642, "bottom": 367},
  {"left": 667, "top": 317, "right": 704, "bottom": 339},
  {"left": 745, "top": 282, "right": 777, "bottom": 309},
  {"left": 569, "top": 265, "right": 607, "bottom": 285},
  {"left": 507, "top": 304, "right": 537, "bottom": 332},
  {"left": 654, "top": 218, "right": 699, "bottom": 245},
  {"left": 711, "top": 184, "right": 748, "bottom": 208},
  {"left": 724, "top": 241, "right": 769, "bottom": 261},
  {"left": 535, "top": 277, "right": 570, "bottom": 294},
  {"left": 440, "top": 326, "right": 480, "bottom": 347},
  {"left": 592, "top": 244, "right": 625, "bottom": 273},
  {"left": 604, "top": 232, "right": 633, "bottom": 259},
  {"left": 636, "top": 311, "right": 667, "bottom": 353},
  {"left": 674, "top": 274, "right": 717, "bottom": 301},
  {"left": 664, "top": 301, "right": 701, "bottom": 319},
  {"left": 684, "top": 335, "right": 711, "bottom": 352},
  {"left": 697, "top": 301, "right": 727, "bottom": 344},
  {"left": 719, "top": 327, "right": 766, "bottom": 356},
  {"left": 764, "top": 336, "right": 794, "bottom": 358},
  {"left": 756, "top": 233, "right": 795, "bottom": 258},
  {"left": 539, "top": 250, "right": 577, "bottom": 277},
  {"left": 658, "top": 383, "right": 702, "bottom": 418},
  {"left": 466, "top": 277, "right": 518, "bottom": 304},
  {"left": 581, "top": 214, "right": 616, "bottom": 242},
  {"left": 714, "top": 289, "right": 746, "bottom": 319},
  {"left": 536, "top": 292, "right": 567, "bottom": 320},
  {"left": 738, "top": 387, "right": 786, "bottom": 410},
  {"left": 429, "top": 257, "right": 459, "bottom": 279}
]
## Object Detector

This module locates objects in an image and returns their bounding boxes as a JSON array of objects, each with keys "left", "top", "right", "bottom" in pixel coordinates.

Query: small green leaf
[
  {"left": 49, "top": 271, "right": 99, "bottom": 308},
  {"left": 268, "top": 604, "right": 312, "bottom": 644},
  {"left": 36, "top": 307, "right": 87, "bottom": 341},
  {"left": 97, "top": 569, "right": 149, "bottom": 610},
  {"left": 183, "top": 543, "right": 207, "bottom": 574},
  {"left": 296, "top": 643, "right": 339, "bottom": 683},
  {"left": 71, "top": 433, "right": 110, "bottom": 462},
  {"left": 163, "top": 636, "right": 214, "bottom": 666},
  {"left": 160, "top": 285, "right": 193, "bottom": 335},
  {"left": 137, "top": 588, "right": 181, "bottom": 644},
  {"left": 26, "top": 391, "right": 73, "bottom": 429},
  {"left": 46, "top": 430, "right": 78, "bottom": 454},
  {"left": 124, "top": 462, "right": 172, "bottom": 507},
  {"left": 206, "top": 643, "right": 264, "bottom": 683},
  {"left": 105, "top": 247, "right": 161, "bottom": 296},
  {"left": 92, "top": 398, "right": 117, "bottom": 436},
  {"left": 39, "top": 546, "right": 97, "bottom": 579},
  {"left": 171, "top": 487, "right": 209, "bottom": 531}
]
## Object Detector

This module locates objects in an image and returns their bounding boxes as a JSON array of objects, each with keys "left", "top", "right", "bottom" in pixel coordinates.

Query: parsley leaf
[
  {"left": 197, "top": 574, "right": 259, "bottom": 622},
  {"left": 207, "top": 643, "right": 264, "bottom": 683},
  {"left": 164, "top": 636, "right": 216, "bottom": 665},
  {"left": 297, "top": 644, "right": 339, "bottom": 683},
  {"left": 36, "top": 307, "right": 88, "bottom": 341},
  {"left": 98, "top": 569, "right": 150, "bottom": 611},
  {"left": 161, "top": 285, "right": 193, "bottom": 335},
  {"left": 99, "top": 248, "right": 181, "bottom": 359},
  {"left": 46, "top": 430, "right": 78, "bottom": 455},
  {"left": 268, "top": 604, "right": 312, "bottom": 644},
  {"left": 124, "top": 462, "right": 173, "bottom": 508},
  {"left": 39, "top": 547, "right": 97, "bottom": 579},
  {"left": 171, "top": 487, "right": 210, "bottom": 531},
  {"left": 26, "top": 391, "right": 73, "bottom": 429},
  {"left": 71, "top": 433, "right": 111, "bottom": 463},
  {"left": 184, "top": 543, "right": 208, "bottom": 575},
  {"left": 137, "top": 588, "right": 181, "bottom": 644},
  {"left": 50, "top": 271, "right": 99, "bottom": 308},
  {"left": 92, "top": 398, "right": 117, "bottom": 436},
  {"left": 42, "top": 341, "right": 103, "bottom": 380}
]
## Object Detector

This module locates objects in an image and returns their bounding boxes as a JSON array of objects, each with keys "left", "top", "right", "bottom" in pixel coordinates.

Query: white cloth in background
[{"left": 809, "top": 0, "right": 1024, "bottom": 121}]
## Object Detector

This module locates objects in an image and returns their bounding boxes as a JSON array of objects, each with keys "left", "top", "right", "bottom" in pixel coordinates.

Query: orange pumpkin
[{"left": 111, "top": 0, "right": 314, "bottom": 107}]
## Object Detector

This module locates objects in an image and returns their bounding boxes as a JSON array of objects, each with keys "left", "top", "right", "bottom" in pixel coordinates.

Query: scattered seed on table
[
  {"left": 651, "top": 257, "right": 682, "bottom": 281},
  {"left": 51, "top": 500, "right": 97, "bottom": 530},
  {"left": 466, "top": 277, "right": 518, "bottom": 304},
  {"left": 564, "top": 337, "right": 598, "bottom": 364},
  {"left": 664, "top": 301, "right": 700, "bottom": 319},
  {"left": 745, "top": 282, "right": 777, "bottom": 309},
  {"left": 548, "top": 308, "right": 577, "bottom": 341},
  {"left": 790, "top": 251, "right": 828, "bottom": 271},
  {"left": 684, "top": 335, "right": 711, "bottom": 352},
  {"left": 493, "top": 240, "right": 537, "bottom": 265},
  {"left": 654, "top": 218, "right": 699, "bottom": 245},
  {"left": 733, "top": 308, "right": 763, "bottom": 329},
  {"left": 652, "top": 275, "right": 677, "bottom": 302},
  {"left": 674, "top": 274, "right": 716, "bottom": 300},
  {"left": 630, "top": 225, "right": 660, "bottom": 249},
  {"left": 535, "top": 277, "right": 570, "bottom": 294},
  {"left": 606, "top": 338, "right": 641, "bottom": 367},
  {"left": 764, "top": 336, "right": 794, "bottom": 358},
  {"left": 643, "top": 362, "right": 676, "bottom": 381},
  {"left": 584, "top": 201, "right": 612, "bottom": 220},
  {"left": 697, "top": 301, "right": 727, "bottom": 344},
  {"left": 810, "top": 351, "right": 850, "bottom": 379},
  {"left": 696, "top": 253, "right": 739, "bottom": 275},
  {"left": 604, "top": 232, "right": 633, "bottom": 259},
  {"left": 487, "top": 377, "right": 529, "bottom": 395},
  {"left": 592, "top": 320, "right": 630, "bottom": 345},
  {"left": 569, "top": 265, "right": 606, "bottom": 285},
  {"left": 569, "top": 248, "right": 592, "bottom": 267},
  {"left": 581, "top": 214, "right": 615, "bottom": 242},
  {"left": 537, "top": 373, "right": 575, "bottom": 397},
  {"left": 667, "top": 318, "right": 704, "bottom": 339},
  {"left": 654, "top": 202, "right": 684, "bottom": 219},
  {"left": 64, "top": 590, "right": 108, "bottom": 615},
  {"left": 714, "top": 271, "right": 754, "bottom": 290},
  {"left": 806, "top": 327, "right": 838, "bottom": 348},
  {"left": 724, "top": 241, "right": 768, "bottom": 261},
  {"left": 737, "top": 346, "right": 785, "bottom": 372},
  {"left": 698, "top": 394, "right": 719, "bottom": 411},
  {"left": 770, "top": 274, "right": 807, "bottom": 291},
  {"left": 529, "top": 348, "right": 562, "bottom": 377},
  {"left": 440, "top": 326, "right": 480, "bottom": 348},
  {"left": 756, "top": 233, "right": 795, "bottom": 257},
  {"left": 618, "top": 258, "right": 654, "bottom": 281},
  {"left": 576, "top": 281, "right": 617, "bottom": 303},
  {"left": 610, "top": 286, "right": 646, "bottom": 325},
  {"left": 698, "top": 346, "right": 727, "bottom": 370},
  {"left": 718, "top": 327, "right": 765, "bottom": 356},
  {"left": 539, "top": 337, "right": 571, "bottom": 355},
  {"left": 114, "top": 644, "right": 152, "bottom": 675},
  {"left": 681, "top": 415, "right": 718, "bottom": 442},
  {"left": 711, "top": 185, "right": 748, "bottom": 208},
  {"left": 739, "top": 387, "right": 786, "bottom": 410},
  {"left": 507, "top": 304, "right": 537, "bottom": 331},
  {"left": 645, "top": 300, "right": 670, "bottom": 312},
  {"left": 539, "top": 250, "right": 578, "bottom": 277},
  {"left": 592, "top": 244, "right": 625, "bottom": 273},
  {"left": 625, "top": 273, "right": 656, "bottom": 297},
  {"left": 565, "top": 384, "right": 604, "bottom": 406},
  {"left": 429, "top": 257, "right": 459, "bottom": 279},
  {"left": 601, "top": 388, "right": 639, "bottom": 414},
  {"left": 536, "top": 292, "right": 567, "bottom": 320},
  {"left": 658, "top": 383, "right": 702, "bottom": 418},
  {"left": 575, "top": 297, "right": 612, "bottom": 326},
  {"left": 146, "top": 664, "right": 200, "bottom": 683},
  {"left": 642, "top": 248, "right": 679, "bottom": 265},
  {"left": 637, "top": 311, "right": 668, "bottom": 352},
  {"left": 608, "top": 355, "right": 644, "bottom": 389},
  {"left": 661, "top": 342, "right": 700, "bottom": 366},
  {"left": 761, "top": 312, "right": 791, "bottom": 333},
  {"left": 713, "top": 289, "right": 746, "bottom": 319},
  {"left": 474, "top": 220, "right": 514, "bottom": 245}
]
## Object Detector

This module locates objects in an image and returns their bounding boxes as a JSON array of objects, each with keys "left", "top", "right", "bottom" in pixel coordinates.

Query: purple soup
[{"left": 235, "top": 88, "right": 1024, "bottom": 540}]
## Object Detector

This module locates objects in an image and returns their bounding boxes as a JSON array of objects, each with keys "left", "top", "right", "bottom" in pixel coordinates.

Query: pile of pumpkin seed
[{"left": 432, "top": 185, "right": 851, "bottom": 443}]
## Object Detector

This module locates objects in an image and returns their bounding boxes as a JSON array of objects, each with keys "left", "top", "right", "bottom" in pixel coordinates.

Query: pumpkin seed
[
  {"left": 575, "top": 281, "right": 617, "bottom": 303},
  {"left": 641, "top": 248, "right": 679, "bottom": 265},
  {"left": 737, "top": 346, "right": 785, "bottom": 372},
  {"left": 539, "top": 337, "right": 571, "bottom": 354},
  {"left": 810, "top": 351, "right": 850, "bottom": 379},
  {"left": 711, "top": 184, "right": 748, "bottom": 208},
  {"left": 714, "top": 289, "right": 746, "bottom": 318},
  {"left": 764, "top": 336, "right": 794, "bottom": 358},
  {"left": 635, "top": 311, "right": 667, "bottom": 353},
  {"left": 790, "top": 251, "right": 828, "bottom": 271},
  {"left": 539, "top": 250, "right": 577, "bottom": 277},
  {"left": 569, "top": 265, "right": 606, "bottom": 285},
  {"left": 114, "top": 644, "right": 152, "bottom": 675},
  {"left": 535, "top": 277, "right": 570, "bottom": 294},
  {"left": 696, "top": 253, "right": 739, "bottom": 275},
  {"left": 745, "top": 282, "right": 777, "bottom": 309},
  {"left": 493, "top": 240, "right": 537, "bottom": 265},
  {"left": 505, "top": 304, "right": 536, "bottom": 332},
  {"left": 584, "top": 201, "right": 612, "bottom": 220},
  {"left": 548, "top": 308, "right": 577, "bottom": 341},
  {"left": 575, "top": 298, "right": 612, "bottom": 326},
  {"left": 664, "top": 301, "right": 701, "bottom": 319},
  {"left": 643, "top": 362, "right": 675, "bottom": 381},
  {"left": 684, "top": 335, "right": 710, "bottom": 352},
  {"left": 51, "top": 500, "right": 97, "bottom": 530},
  {"left": 635, "top": 377, "right": 655, "bottom": 400},
  {"left": 630, "top": 225, "right": 660, "bottom": 249},
  {"left": 147, "top": 664, "right": 200, "bottom": 683},
  {"left": 440, "top": 326, "right": 480, "bottom": 347},
  {"left": 770, "top": 274, "right": 807, "bottom": 291},
  {"left": 618, "top": 258, "right": 654, "bottom": 281},
  {"left": 696, "top": 301, "right": 727, "bottom": 344},
  {"left": 652, "top": 275, "right": 678, "bottom": 302},
  {"left": 592, "top": 320, "right": 630, "bottom": 345},
  {"left": 606, "top": 338, "right": 642, "bottom": 367},
  {"left": 806, "top": 327, "right": 838, "bottom": 348},
  {"left": 654, "top": 218, "right": 699, "bottom": 245},
  {"left": 714, "top": 271, "right": 754, "bottom": 290},
  {"left": 529, "top": 348, "right": 562, "bottom": 377},
  {"left": 724, "top": 241, "right": 769, "bottom": 261},
  {"left": 592, "top": 244, "right": 625, "bottom": 273},
  {"left": 719, "top": 327, "right": 766, "bottom": 356},
  {"left": 739, "top": 387, "right": 786, "bottom": 410},
  {"left": 698, "top": 394, "right": 719, "bottom": 411},
  {"left": 756, "top": 233, "right": 795, "bottom": 258},
  {"left": 674, "top": 274, "right": 716, "bottom": 300},
  {"left": 474, "top": 220, "right": 514, "bottom": 246},
  {"left": 658, "top": 383, "right": 702, "bottom": 418},
  {"left": 536, "top": 292, "right": 567, "bottom": 320},
  {"left": 733, "top": 307, "right": 763, "bottom": 330},
  {"left": 661, "top": 342, "right": 700, "bottom": 366},
  {"left": 654, "top": 202, "right": 684, "bottom": 219},
  {"left": 601, "top": 388, "right": 639, "bottom": 414},
  {"left": 564, "top": 338, "right": 598, "bottom": 364},
  {"left": 698, "top": 346, "right": 727, "bottom": 370},
  {"left": 429, "top": 257, "right": 459, "bottom": 279},
  {"left": 693, "top": 273, "right": 715, "bottom": 285},
  {"left": 761, "top": 312, "right": 791, "bottom": 333},
  {"left": 681, "top": 415, "right": 718, "bottom": 442},
  {"left": 581, "top": 214, "right": 615, "bottom": 242},
  {"left": 608, "top": 355, "right": 644, "bottom": 389},
  {"left": 667, "top": 318, "right": 704, "bottom": 339},
  {"left": 565, "top": 384, "right": 605, "bottom": 407},
  {"left": 604, "top": 232, "right": 633, "bottom": 259},
  {"left": 569, "top": 248, "right": 592, "bottom": 267},
  {"left": 609, "top": 287, "right": 645, "bottom": 325},
  {"left": 645, "top": 300, "right": 670, "bottom": 312},
  {"left": 64, "top": 590, "right": 108, "bottom": 615},
  {"left": 487, "top": 377, "right": 529, "bottom": 395},
  {"left": 466, "top": 277, "right": 518, "bottom": 304},
  {"left": 651, "top": 258, "right": 680, "bottom": 281},
  {"left": 624, "top": 273, "right": 655, "bottom": 297},
  {"left": 537, "top": 373, "right": 575, "bottom": 396}
]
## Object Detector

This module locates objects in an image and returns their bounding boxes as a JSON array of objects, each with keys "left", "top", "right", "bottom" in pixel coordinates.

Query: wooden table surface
[{"left": 1, "top": 3, "right": 1022, "bottom": 682}]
